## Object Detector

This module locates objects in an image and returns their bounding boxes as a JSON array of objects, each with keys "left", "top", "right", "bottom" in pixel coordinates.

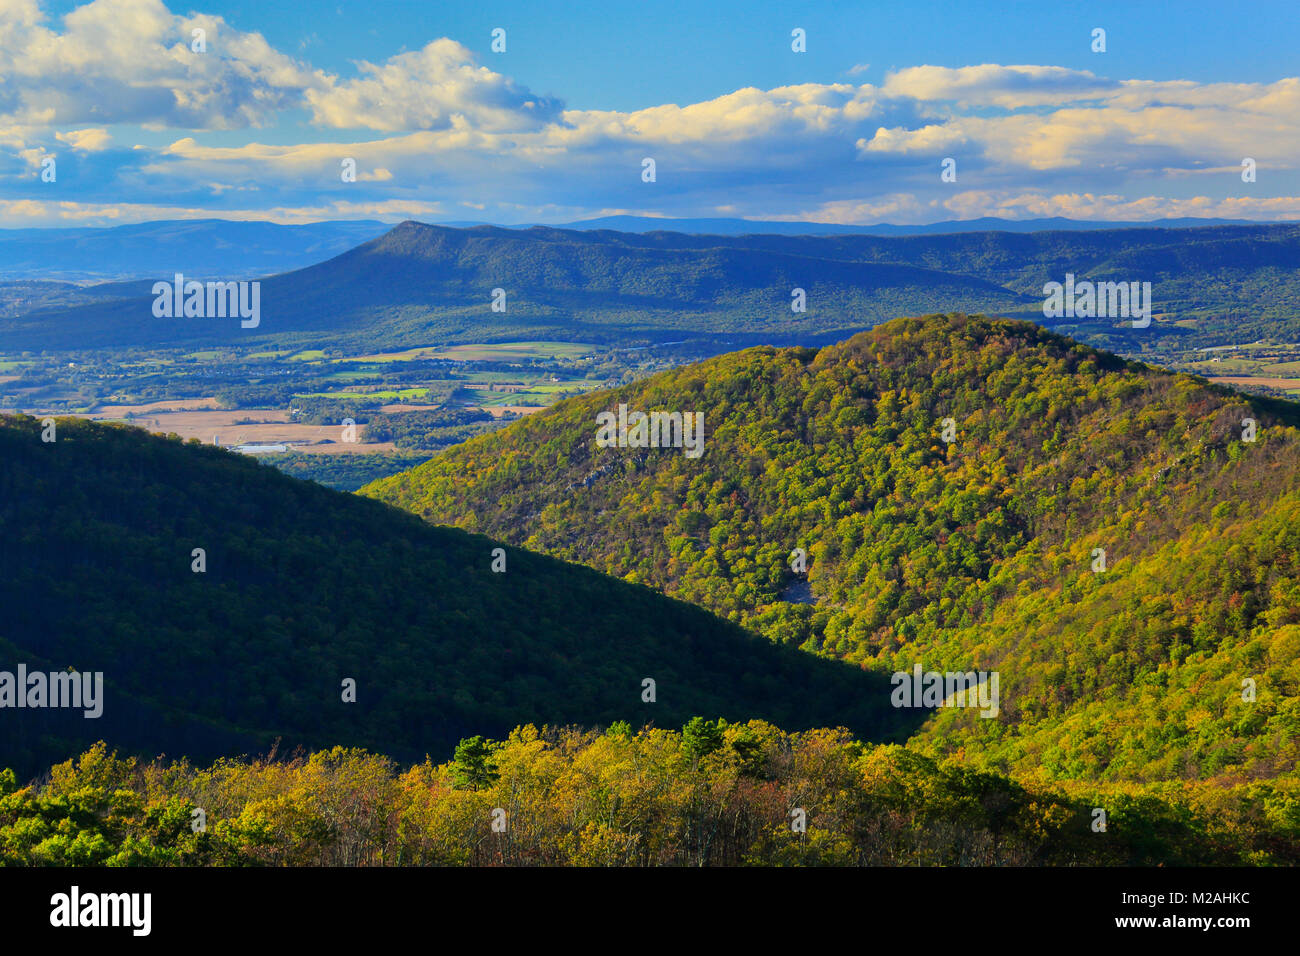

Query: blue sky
[{"left": 2, "top": 0, "right": 1299, "bottom": 227}]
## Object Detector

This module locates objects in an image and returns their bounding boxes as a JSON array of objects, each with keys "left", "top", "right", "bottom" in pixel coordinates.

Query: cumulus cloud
[
  {"left": 880, "top": 64, "right": 1117, "bottom": 108},
  {"left": 91, "top": 65, "right": 1295, "bottom": 228},
  {"left": 55, "top": 128, "right": 111, "bottom": 151},
  {"left": 0, "top": 0, "right": 325, "bottom": 129},
  {"left": 859, "top": 124, "right": 966, "bottom": 155},
  {"left": 0, "top": 2, "right": 566, "bottom": 138},
  {"left": 305, "top": 38, "right": 564, "bottom": 131}
]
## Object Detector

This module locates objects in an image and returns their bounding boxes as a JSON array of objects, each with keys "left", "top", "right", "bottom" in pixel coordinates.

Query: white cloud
[
  {"left": 0, "top": 0, "right": 325, "bottom": 129},
  {"left": 305, "top": 38, "right": 564, "bottom": 131},
  {"left": 880, "top": 64, "right": 1116, "bottom": 108},
  {"left": 0, "top": 196, "right": 447, "bottom": 225},
  {"left": 859, "top": 124, "right": 966, "bottom": 155},
  {"left": 55, "top": 127, "right": 111, "bottom": 151},
  {"left": 781, "top": 191, "right": 1300, "bottom": 225}
]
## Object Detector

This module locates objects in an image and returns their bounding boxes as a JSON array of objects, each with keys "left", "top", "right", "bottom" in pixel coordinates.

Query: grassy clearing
[
  {"left": 293, "top": 387, "right": 432, "bottom": 401},
  {"left": 337, "top": 342, "right": 594, "bottom": 363},
  {"left": 435, "top": 342, "right": 594, "bottom": 361},
  {"left": 337, "top": 347, "right": 441, "bottom": 363},
  {"left": 1207, "top": 375, "right": 1300, "bottom": 392}
]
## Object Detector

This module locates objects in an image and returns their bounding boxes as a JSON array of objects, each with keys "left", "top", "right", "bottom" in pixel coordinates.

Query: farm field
[
  {"left": 82, "top": 406, "right": 377, "bottom": 451},
  {"left": 1170, "top": 342, "right": 1300, "bottom": 398},
  {"left": 0, "top": 338, "right": 674, "bottom": 486},
  {"left": 1206, "top": 375, "right": 1300, "bottom": 393}
]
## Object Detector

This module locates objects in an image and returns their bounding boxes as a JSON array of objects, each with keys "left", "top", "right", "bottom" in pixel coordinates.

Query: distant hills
[
  {"left": 0, "top": 219, "right": 1030, "bottom": 351},
  {"left": 0, "top": 413, "right": 904, "bottom": 778},
  {"left": 363, "top": 314, "right": 1300, "bottom": 784},
  {"left": 1, "top": 215, "right": 1275, "bottom": 284},
  {"left": 553, "top": 214, "right": 1273, "bottom": 236},
  {"left": 6, "top": 218, "right": 1300, "bottom": 355},
  {"left": 0, "top": 219, "right": 390, "bottom": 282}
]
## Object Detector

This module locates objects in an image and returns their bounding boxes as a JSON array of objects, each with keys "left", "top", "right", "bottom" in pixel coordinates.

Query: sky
[{"left": 1, "top": 0, "right": 1298, "bottom": 227}]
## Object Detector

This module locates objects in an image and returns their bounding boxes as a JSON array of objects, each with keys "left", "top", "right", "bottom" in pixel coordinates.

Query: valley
[
  {"left": 0, "top": 337, "right": 682, "bottom": 487},
  {"left": 3, "top": 222, "right": 1299, "bottom": 869},
  {"left": 6, "top": 219, "right": 1300, "bottom": 490},
  {"left": 3, "top": 0, "right": 1298, "bottom": 896}
]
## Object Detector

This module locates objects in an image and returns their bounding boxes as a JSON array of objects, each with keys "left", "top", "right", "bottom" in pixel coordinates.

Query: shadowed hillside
[{"left": 0, "top": 414, "right": 908, "bottom": 779}]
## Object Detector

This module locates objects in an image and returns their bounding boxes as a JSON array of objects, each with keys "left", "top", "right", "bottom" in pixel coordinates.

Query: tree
[
  {"left": 451, "top": 736, "right": 499, "bottom": 790},
  {"left": 681, "top": 717, "right": 724, "bottom": 766}
]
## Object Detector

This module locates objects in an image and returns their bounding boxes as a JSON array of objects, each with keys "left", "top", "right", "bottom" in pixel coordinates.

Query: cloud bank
[{"left": 0, "top": 0, "right": 1296, "bottom": 226}]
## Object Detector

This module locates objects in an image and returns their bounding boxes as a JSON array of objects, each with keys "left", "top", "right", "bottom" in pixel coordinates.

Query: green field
[
  {"left": 338, "top": 342, "right": 596, "bottom": 363},
  {"left": 1174, "top": 346, "right": 1300, "bottom": 398},
  {"left": 338, "top": 347, "right": 440, "bottom": 363},
  {"left": 435, "top": 342, "right": 595, "bottom": 361},
  {"left": 294, "top": 387, "right": 432, "bottom": 401}
]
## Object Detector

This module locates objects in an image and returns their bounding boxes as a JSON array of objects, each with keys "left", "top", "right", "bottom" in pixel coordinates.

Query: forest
[
  {"left": 0, "top": 412, "right": 902, "bottom": 779},
  {"left": 4, "top": 314, "right": 1298, "bottom": 867},
  {"left": 5, "top": 724, "right": 1296, "bottom": 867},
  {"left": 365, "top": 313, "right": 1300, "bottom": 784},
  {"left": 7, "top": 220, "right": 1299, "bottom": 358}
]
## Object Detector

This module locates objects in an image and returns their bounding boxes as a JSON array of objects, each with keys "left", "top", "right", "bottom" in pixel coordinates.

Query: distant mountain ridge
[
  {"left": 553, "top": 214, "right": 1275, "bottom": 236},
  {"left": 0, "top": 219, "right": 1032, "bottom": 351},
  {"left": 3, "top": 219, "right": 1299, "bottom": 354},
  {"left": 0, "top": 219, "right": 390, "bottom": 281}
]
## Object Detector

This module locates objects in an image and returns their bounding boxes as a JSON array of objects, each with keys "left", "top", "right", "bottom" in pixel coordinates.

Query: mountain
[
  {"left": 0, "top": 219, "right": 391, "bottom": 281},
  {"left": 415, "top": 215, "right": 1273, "bottom": 236},
  {"left": 556, "top": 215, "right": 1271, "bottom": 236},
  {"left": 363, "top": 313, "right": 1300, "bottom": 784},
  {"left": 0, "top": 413, "right": 905, "bottom": 779},
  {"left": 6, "top": 219, "right": 1299, "bottom": 355},
  {"left": 0, "top": 220, "right": 1030, "bottom": 352}
]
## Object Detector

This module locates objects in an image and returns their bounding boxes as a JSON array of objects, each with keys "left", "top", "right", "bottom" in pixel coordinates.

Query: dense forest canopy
[
  {"left": 0, "top": 413, "right": 901, "bottom": 779},
  {"left": 5, "top": 725, "right": 1297, "bottom": 866},
  {"left": 3, "top": 313, "right": 1298, "bottom": 867},
  {"left": 365, "top": 314, "right": 1300, "bottom": 783}
]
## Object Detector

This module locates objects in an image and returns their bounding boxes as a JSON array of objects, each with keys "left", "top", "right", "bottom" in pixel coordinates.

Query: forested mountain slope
[
  {"left": 14, "top": 220, "right": 1299, "bottom": 354},
  {"left": 0, "top": 414, "right": 902, "bottom": 777},
  {"left": 364, "top": 314, "right": 1300, "bottom": 783},
  {"left": 0, "top": 221, "right": 1027, "bottom": 351}
]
